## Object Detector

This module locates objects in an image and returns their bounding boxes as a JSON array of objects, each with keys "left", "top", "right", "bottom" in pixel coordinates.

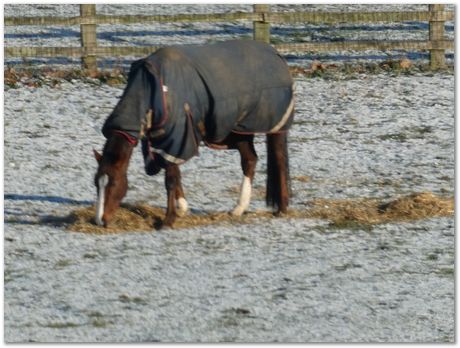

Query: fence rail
[
  {"left": 4, "top": 4, "right": 454, "bottom": 71},
  {"left": 5, "top": 40, "right": 454, "bottom": 57}
]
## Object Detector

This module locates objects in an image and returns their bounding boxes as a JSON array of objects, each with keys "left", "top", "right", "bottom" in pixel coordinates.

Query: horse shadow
[
  {"left": 4, "top": 193, "right": 170, "bottom": 230},
  {"left": 5, "top": 193, "right": 93, "bottom": 205},
  {"left": 4, "top": 193, "right": 93, "bottom": 227}
]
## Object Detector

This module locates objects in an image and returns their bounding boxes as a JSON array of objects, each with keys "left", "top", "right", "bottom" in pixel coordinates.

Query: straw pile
[{"left": 65, "top": 192, "right": 453, "bottom": 233}]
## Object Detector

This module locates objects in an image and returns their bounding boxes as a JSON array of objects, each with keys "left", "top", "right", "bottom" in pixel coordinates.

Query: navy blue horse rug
[{"left": 102, "top": 40, "right": 294, "bottom": 169}]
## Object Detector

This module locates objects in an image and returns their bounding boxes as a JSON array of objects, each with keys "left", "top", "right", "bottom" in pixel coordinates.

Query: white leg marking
[
  {"left": 96, "top": 174, "right": 109, "bottom": 226},
  {"left": 176, "top": 197, "right": 189, "bottom": 217},
  {"left": 232, "top": 176, "right": 252, "bottom": 216}
]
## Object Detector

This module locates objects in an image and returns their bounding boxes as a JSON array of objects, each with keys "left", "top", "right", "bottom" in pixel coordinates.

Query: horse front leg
[
  {"left": 231, "top": 134, "right": 258, "bottom": 216},
  {"left": 175, "top": 173, "right": 189, "bottom": 217},
  {"left": 163, "top": 164, "right": 180, "bottom": 227}
]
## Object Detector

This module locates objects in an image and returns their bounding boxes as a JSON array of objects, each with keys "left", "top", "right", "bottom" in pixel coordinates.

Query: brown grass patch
[
  {"left": 303, "top": 192, "right": 454, "bottom": 226},
  {"left": 64, "top": 192, "right": 453, "bottom": 233}
]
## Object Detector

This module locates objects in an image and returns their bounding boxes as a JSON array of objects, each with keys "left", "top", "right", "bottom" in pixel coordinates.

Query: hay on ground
[
  {"left": 304, "top": 192, "right": 454, "bottom": 225},
  {"left": 64, "top": 192, "right": 453, "bottom": 233},
  {"left": 66, "top": 203, "right": 265, "bottom": 233}
]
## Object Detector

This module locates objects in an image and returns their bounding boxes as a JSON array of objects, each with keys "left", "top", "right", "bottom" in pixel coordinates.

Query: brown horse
[
  {"left": 93, "top": 40, "right": 293, "bottom": 228},
  {"left": 94, "top": 130, "right": 290, "bottom": 228}
]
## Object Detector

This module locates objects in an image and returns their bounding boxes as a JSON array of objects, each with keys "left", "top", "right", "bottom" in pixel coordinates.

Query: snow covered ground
[
  {"left": 3, "top": 4, "right": 455, "bottom": 343},
  {"left": 4, "top": 72, "right": 454, "bottom": 343}
]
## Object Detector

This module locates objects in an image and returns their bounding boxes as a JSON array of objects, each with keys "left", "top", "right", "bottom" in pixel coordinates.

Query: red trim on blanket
[
  {"left": 112, "top": 130, "right": 138, "bottom": 146},
  {"left": 204, "top": 141, "right": 229, "bottom": 150}
]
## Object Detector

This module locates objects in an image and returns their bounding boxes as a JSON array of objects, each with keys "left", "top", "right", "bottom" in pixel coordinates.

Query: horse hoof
[
  {"left": 231, "top": 206, "right": 245, "bottom": 217},
  {"left": 176, "top": 198, "right": 189, "bottom": 217},
  {"left": 176, "top": 209, "right": 188, "bottom": 217},
  {"left": 274, "top": 210, "right": 288, "bottom": 217},
  {"left": 158, "top": 222, "right": 173, "bottom": 230},
  {"left": 162, "top": 216, "right": 176, "bottom": 228}
]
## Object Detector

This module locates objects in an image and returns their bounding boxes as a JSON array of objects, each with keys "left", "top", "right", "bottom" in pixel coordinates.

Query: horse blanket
[{"left": 102, "top": 40, "right": 294, "bottom": 170}]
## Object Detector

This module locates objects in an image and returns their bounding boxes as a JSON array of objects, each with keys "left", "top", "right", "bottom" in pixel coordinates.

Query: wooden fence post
[
  {"left": 80, "top": 4, "right": 97, "bottom": 72},
  {"left": 253, "top": 4, "right": 270, "bottom": 43},
  {"left": 429, "top": 4, "right": 446, "bottom": 69}
]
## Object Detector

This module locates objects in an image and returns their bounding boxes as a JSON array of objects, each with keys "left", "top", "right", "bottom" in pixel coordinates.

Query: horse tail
[{"left": 266, "top": 131, "right": 290, "bottom": 213}]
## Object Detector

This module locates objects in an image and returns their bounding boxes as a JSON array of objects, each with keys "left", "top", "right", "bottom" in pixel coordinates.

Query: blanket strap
[
  {"left": 141, "top": 109, "right": 158, "bottom": 162},
  {"left": 146, "top": 109, "right": 153, "bottom": 129},
  {"left": 141, "top": 109, "right": 166, "bottom": 140},
  {"left": 140, "top": 109, "right": 152, "bottom": 139},
  {"left": 184, "top": 102, "right": 206, "bottom": 138}
]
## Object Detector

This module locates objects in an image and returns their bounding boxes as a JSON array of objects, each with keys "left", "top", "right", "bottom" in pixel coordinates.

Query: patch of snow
[{"left": 4, "top": 71, "right": 454, "bottom": 342}]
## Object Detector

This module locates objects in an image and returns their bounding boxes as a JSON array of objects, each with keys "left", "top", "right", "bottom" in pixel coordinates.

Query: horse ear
[{"left": 93, "top": 149, "right": 102, "bottom": 163}]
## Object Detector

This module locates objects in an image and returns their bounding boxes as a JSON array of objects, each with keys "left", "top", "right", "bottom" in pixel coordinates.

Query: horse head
[{"left": 93, "top": 131, "right": 135, "bottom": 227}]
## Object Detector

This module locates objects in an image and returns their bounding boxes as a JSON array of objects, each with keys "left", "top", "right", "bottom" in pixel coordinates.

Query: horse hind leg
[
  {"left": 231, "top": 134, "right": 258, "bottom": 216},
  {"left": 266, "top": 132, "right": 290, "bottom": 215},
  {"left": 163, "top": 164, "right": 181, "bottom": 227}
]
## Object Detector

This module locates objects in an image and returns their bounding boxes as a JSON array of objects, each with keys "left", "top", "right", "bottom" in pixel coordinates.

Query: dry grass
[
  {"left": 65, "top": 192, "right": 453, "bottom": 233},
  {"left": 6, "top": 60, "right": 453, "bottom": 89},
  {"left": 303, "top": 192, "right": 454, "bottom": 225},
  {"left": 5, "top": 66, "right": 127, "bottom": 88},
  {"left": 66, "top": 203, "right": 267, "bottom": 234}
]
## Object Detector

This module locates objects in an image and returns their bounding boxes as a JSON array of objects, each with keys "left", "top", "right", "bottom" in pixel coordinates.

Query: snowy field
[{"left": 4, "top": 4, "right": 455, "bottom": 343}]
